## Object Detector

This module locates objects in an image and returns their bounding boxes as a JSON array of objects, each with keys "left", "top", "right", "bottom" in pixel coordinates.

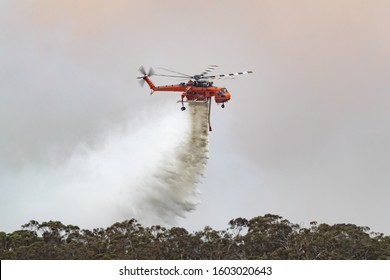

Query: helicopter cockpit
[{"left": 217, "top": 88, "right": 228, "bottom": 95}]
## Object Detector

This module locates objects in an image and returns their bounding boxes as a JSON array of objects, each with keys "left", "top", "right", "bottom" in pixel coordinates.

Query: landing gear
[
  {"left": 181, "top": 106, "right": 186, "bottom": 111},
  {"left": 221, "top": 104, "right": 225, "bottom": 108}
]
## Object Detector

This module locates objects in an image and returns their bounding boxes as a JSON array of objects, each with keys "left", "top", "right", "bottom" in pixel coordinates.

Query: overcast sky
[{"left": 1, "top": 0, "right": 390, "bottom": 234}]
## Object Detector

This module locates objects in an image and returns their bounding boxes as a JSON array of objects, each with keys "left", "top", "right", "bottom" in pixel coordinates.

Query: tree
[{"left": 1, "top": 214, "right": 388, "bottom": 260}]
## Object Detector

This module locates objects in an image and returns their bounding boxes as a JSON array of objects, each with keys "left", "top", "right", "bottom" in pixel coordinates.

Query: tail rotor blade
[
  {"left": 139, "top": 65, "right": 147, "bottom": 76},
  {"left": 138, "top": 78, "right": 146, "bottom": 87},
  {"left": 148, "top": 67, "right": 155, "bottom": 76}
]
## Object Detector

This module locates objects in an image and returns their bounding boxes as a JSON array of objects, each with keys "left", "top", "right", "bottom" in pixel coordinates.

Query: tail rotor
[{"left": 137, "top": 65, "right": 155, "bottom": 87}]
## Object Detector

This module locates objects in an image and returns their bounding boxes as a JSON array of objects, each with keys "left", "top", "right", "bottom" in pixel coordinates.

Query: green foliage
[{"left": 0, "top": 215, "right": 389, "bottom": 260}]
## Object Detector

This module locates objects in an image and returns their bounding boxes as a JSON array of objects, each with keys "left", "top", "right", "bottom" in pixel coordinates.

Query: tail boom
[{"left": 143, "top": 76, "right": 156, "bottom": 94}]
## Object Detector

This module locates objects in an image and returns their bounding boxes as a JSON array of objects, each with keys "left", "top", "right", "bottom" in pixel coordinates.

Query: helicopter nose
[{"left": 225, "top": 92, "right": 231, "bottom": 100}]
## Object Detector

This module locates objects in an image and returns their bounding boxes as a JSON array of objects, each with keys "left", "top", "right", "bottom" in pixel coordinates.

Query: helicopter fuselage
[{"left": 143, "top": 76, "right": 231, "bottom": 104}]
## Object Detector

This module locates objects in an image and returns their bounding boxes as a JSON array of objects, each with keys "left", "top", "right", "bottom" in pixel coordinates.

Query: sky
[{"left": 1, "top": 0, "right": 390, "bottom": 234}]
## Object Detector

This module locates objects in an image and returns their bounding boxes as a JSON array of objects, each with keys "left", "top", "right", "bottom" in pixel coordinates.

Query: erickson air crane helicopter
[{"left": 137, "top": 65, "right": 253, "bottom": 131}]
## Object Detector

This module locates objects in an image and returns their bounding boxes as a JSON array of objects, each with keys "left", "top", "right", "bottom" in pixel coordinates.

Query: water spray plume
[
  {"left": 118, "top": 103, "right": 209, "bottom": 225},
  {"left": 0, "top": 102, "right": 209, "bottom": 230}
]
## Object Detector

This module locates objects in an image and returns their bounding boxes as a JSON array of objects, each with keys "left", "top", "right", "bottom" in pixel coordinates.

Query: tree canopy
[{"left": 1, "top": 214, "right": 389, "bottom": 260}]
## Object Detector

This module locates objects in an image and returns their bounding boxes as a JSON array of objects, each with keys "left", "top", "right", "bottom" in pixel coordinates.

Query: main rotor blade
[
  {"left": 203, "top": 70, "right": 253, "bottom": 80},
  {"left": 157, "top": 67, "right": 193, "bottom": 78},
  {"left": 152, "top": 74, "right": 192, "bottom": 78},
  {"left": 200, "top": 65, "right": 218, "bottom": 77}
]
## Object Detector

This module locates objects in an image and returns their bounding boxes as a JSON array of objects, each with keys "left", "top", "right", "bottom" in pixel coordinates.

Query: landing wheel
[
  {"left": 221, "top": 104, "right": 225, "bottom": 108},
  {"left": 181, "top": 106, "right": 186, "bottom": 111}
]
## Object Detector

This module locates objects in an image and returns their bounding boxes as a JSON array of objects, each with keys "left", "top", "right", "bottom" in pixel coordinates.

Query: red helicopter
[{"left": 137, "top": 65, "right": 253, "bottom": 131}]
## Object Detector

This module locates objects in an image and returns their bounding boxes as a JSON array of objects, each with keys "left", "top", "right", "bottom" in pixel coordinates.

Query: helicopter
[{"left": 137, "top": 65, "right": 253, "bottom": 131}]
